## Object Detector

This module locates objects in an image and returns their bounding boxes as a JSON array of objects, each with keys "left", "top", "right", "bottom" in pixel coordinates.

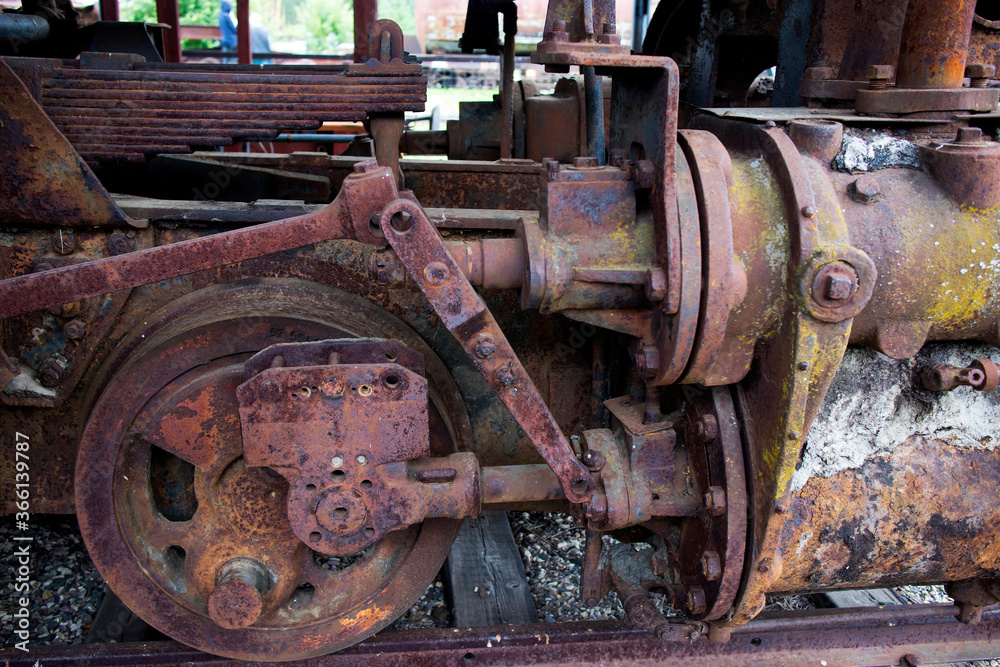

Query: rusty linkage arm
[
  {"left": 0, "top": 162, "right": 399, "bottom": 320},
  {"left": 377, "top": 197, "right": 595, "bottom": 503}
]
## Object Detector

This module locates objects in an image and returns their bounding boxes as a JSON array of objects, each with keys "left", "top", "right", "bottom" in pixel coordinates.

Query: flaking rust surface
[
  {"left": 793, "top": 342, "right": 1000, "bottom": 492},
  {"left": 773, "top": 342, "right": 1000, "bottom": 592}
]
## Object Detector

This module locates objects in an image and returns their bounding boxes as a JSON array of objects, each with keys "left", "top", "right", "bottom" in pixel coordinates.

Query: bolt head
[
  {"left": 62, "top": 319, "right": 85, "bottom": 340},
  {"left": 811, "top": 262, "right": 859, "bottom": 308},
  {"left": 38, "top": 357, "right": 66, "bottom": 387},
  {"left": 423, "top": 261, "right": 450, "bottom": 287},
  {"left": 824, "top": 273, "right": 853, "bottom": 300},
  {"left": 573, "top": 156, "right": 599, "bottom": 169},
  {"left": 107, "top": 233, "right": 134, "bottom": 255},
  {"left": 644, "top": 267, "right": 667, "bottom": 302},
  {"left": 50, "top": 230, "right": 75, "bottom": 255},
  {"left": 803, "top": 65, "right": 836, "bottom": 80},
  {"left": 758, "top": 558, "right": 773, "bottom": 574},
  {"left": 865, "top": 64, "right": 894, "bottom": 80},
  {"left": 700, "top": 551, "right": 722, "bottom": 581},
  {"left": 966, "top": 63, "right": 996, "bottom": 79},
  {"left": 259, "top": 379, "right": 283, "bottom": 402},
  {"left": 850, "top": 175, "right": 882, "bottom": 204},
  {"left": 635, "top": 345, "right": 660, "bottom": 378},
  {"left": 695, "top": 414, "right": 719, "bottom": 443},
  {"left": 704, "top": 486, "right": 726, "bottom": 516},
  {"left": 685, "top": 586, "right": 707, "bottom": 615},
  {"left": 582, "top": 449, "right": 605, "bottom": 471},
  {"left": 956, "top": 126, "right": 985, "bottom": 144}
]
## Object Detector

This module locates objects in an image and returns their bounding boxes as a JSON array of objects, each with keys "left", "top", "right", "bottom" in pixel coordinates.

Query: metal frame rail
[{"left": 2, "top": 605, "right": 999, "bottom": 666}]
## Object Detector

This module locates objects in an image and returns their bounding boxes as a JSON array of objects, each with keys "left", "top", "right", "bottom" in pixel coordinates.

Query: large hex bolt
[
  {"left": 635, "top": 345, "right": 660, "bottom": 379},
  {"left": 207, "top": 558, "right": 271, "bottom": 629}
]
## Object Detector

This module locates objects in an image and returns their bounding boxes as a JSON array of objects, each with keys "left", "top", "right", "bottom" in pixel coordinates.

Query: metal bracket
[{"left": 378, "top": 198, "right": 594, "bottom": 503}]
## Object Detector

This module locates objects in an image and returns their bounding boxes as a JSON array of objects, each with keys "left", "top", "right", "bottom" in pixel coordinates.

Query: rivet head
[
  {"left": 259, "top": 379, "right": 282, "bottom": 402},
  {"left": 797, "top": 361, "right": 809, "bottom": 371},
  {"left": 423, "top": 261, "right": 450, "bottom": 287},
  {"left": 801, "top": 206, "right": 817, "bottom": 218},
  {"left": 320, "top": 377, "right": 345, "bottom": 399}
]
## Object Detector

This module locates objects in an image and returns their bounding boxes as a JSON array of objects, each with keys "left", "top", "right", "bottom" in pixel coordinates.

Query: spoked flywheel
[{"left": 76, "top": 279, "right": 471, "bottom": 660}]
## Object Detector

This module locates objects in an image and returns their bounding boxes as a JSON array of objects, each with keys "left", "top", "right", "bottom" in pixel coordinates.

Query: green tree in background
[
  {"left": 297, "top": 0, "right": 352, "bottom": 53},
  {"left": 117, "top": 0, "right": 417, "bottom": 54},
  {"left": 120, "top": 0, "right": 217, "bottom": 25},
  {"left": 119, "top": 0, "right": 219, "bottom": 47}
]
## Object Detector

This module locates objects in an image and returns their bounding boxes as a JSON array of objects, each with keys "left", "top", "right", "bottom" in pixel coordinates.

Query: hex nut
[
  {"left": 695, "top": 414, "right": 719, "bottom": 443},
  {"left": 704, "top": 486, "right": 726, "bottom": 516},
  {"left": 644, "top": 267, "right": 667, "bottom": 302},
  {"left": 39, "top": 357, "right": 66, "bottom": 387},
  {"left": 635, "top": 345, "right": 660, "bottom": 378},
  {"left": 62, "top": 319, "right": 86, "bottom": 340},
  {"left": 700, "top": 551, "right": 722, "bottom": 581},
  {"left": 685, "top": 586, "right": 707, "bottom": 615}
]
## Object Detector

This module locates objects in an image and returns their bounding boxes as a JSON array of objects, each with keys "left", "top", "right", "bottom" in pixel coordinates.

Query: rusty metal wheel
[{"left": 76, "top": 279, "right": 471, "bottom": 660}]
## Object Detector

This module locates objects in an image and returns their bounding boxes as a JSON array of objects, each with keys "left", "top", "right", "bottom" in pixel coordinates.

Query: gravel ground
[
  {"left": 5, "top": 513, "right": 1000, "bottom": 667},
  {"left": 0, "top": 516, "right": 103, "bottom": 647}
]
